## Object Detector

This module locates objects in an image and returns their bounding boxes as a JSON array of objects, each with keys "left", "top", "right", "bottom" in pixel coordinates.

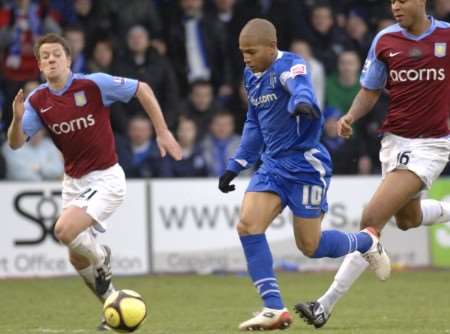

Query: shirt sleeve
[
  {"left": 226, "top": 104, "right": 264, "bottom": 174},
  {"left": 360, "top": 36, "right": 388, "bottom": 90},
  {"left": 86, "top": 73, "right": 139, "bottom": 106},
  {"left": 22, "top": 98, "right": 44, "bottom": 139},
  {"left": 280, "top": 58, "right": 320, "bottom": 115}
]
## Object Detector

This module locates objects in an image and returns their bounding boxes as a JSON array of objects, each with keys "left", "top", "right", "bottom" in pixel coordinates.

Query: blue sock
[
  {"left": 311, "top": 230, "right": 373, "bottom": 258},
  {"left": 240, "top": 234, "right": 284, "bottom": 310}
]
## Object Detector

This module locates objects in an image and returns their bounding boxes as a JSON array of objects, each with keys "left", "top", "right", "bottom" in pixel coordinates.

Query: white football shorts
[
  {"left": 62, "top": 163, "right": 126, "bottom": 232},
  {"left": 380, "top": 133, "right": 450, "bottom": 190}
]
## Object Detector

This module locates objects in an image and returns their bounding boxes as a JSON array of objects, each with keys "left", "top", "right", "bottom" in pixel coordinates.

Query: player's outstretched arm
[
  {"left": 8, "top": 89, "right": 27, "bottom": 150},
  {"left": 337, "top": 88, "right": 381, "bottom": 139},
  {"left": 135, "top": 82, "right": 182, "bottom": 160}
]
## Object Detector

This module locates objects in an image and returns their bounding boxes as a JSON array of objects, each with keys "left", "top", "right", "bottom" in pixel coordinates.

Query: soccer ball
[{"left": 103, "top": 289, "right": 147, "bottom": 332}]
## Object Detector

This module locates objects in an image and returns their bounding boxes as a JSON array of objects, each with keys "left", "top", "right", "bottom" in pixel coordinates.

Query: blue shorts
[{"left": 246, "top": 147, "right": 332, "bottom": 218}]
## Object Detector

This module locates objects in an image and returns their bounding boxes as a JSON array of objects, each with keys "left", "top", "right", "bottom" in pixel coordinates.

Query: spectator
[
  {"left": 232, "top": 0, "right": 312, "bottom": 50},
  {"left": 103, "top": 0, "right": 165, "bottom": 54},
  {"left": 85, "top": 37, "right": 125, "bottom": 135},
  {"left": 201, "top": 110, "right": 241, "bottom": 176},
  {"left": 115, "top": 115, "right": 163, "bottom": 178},
  {"left": 1, "top": 79, "right": 61, "bottom": 181},
  {"left": 86, "top": 38, "right": 117, "bottom": 74},
  {"left": 2, "top": 129, "right": 64, "bottom": 181},
  {"left": 45, "top": 0, "right": 77, "bottom": 29},
  {"left": 164, "top": 0, "right": 233, "bottom": 97},
  {"left": 0, "top": 0, "right": 43, "bottom": 82},
  {"left": 321, "top": 107, "right": 360, "bottom": 174},
  {"left": 73, "top": 0, "right": 111, "bottom": 49},
  {"left": 22, "top": 79, "right": 40, "bottom": 97},
  {"left": 308, "top": 2, "right": 353, "bottom": 74},
  {"left": 346, "top": 8, "right": 372, "bottom": 59},
  {"left": 159, "top": 116, "right": 208, "bottom": 177},
  {"left": 116, "top": 25, "right": 180, "bottom": 129},
  {"left": 0, "top": 0, "right": 46, "bottom": 128},
  {"left": 358, "top": 91, "right": 390, "bottom": 174},
  {"left": 326, "top": 50, "right": 361, "bottom": 115},
  {"left": 64, "top": 25, "right": 88, "bottom": 73},
  {"left": 180, "top": 80, "right": 220, "bottom": 138},
  {"left": 1, "top": 79, "right": 38, "bottom": 139},
  {"left": 209, "top": 0, "right": 243, "bottom": 84},
  {"left": 433, "top": 0, "right": 450, "bottom": 21},
  {"left": 290, "top": 39, "right": 326, "bottom": 110},
  {"left": 376, "top": 17, "right": 396, "bottom": 32},
  {"left": 224, "top": 80, "right": 248, "bottom": 133}
]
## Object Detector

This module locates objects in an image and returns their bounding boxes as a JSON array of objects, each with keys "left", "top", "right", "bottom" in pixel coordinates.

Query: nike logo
[
  {"left": 388, "top": 51, "right": 402, "bottom": 57},
  {"left": 40, "top": 106, "right": 53, "bottom": 113}
]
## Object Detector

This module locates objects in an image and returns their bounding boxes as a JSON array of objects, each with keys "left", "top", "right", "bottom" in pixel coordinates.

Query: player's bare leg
[
  {"left": 292, "top": 214, "right": 323, "bottom": 258},
  {"left": 55, "top": 207, "right": 115, "bottom": 330},
  {"left": 360, "top": 170, "right": 423, "bottom": 232},
  {"left": 291, "top": 214, "right": 331, "bottom": 327},
  {"left": 292, "top": 213, "right": 379, "bottom": 327},
  {"left": 296, "top": 194, "right": 450, "bottom": 329},
  {"left": 355, "top": 170, "right": 423, "bottom": 279},
  {"left": 397, "top": 197, "right": 450, "bottom": 230},
  {"left": 292, "top": 207, "right": 386, "bottom": 274},
  {"left": 57, "top": 207, "right": 115, "bottom": 330},
  {"left": 69, "top": 243, "right": 116, "bottom": 301},
  {"left": 238, "top": 192, "right": 281, "bottom": 235},
  {"left": 70, "top": 250, "right": 114, "bottom": 331},
  {"left": 55, "top": 206, "right": 112, "bottom": 295},
  {"left": 237, "top": 192, "right": 293, "bottom": 331},
  {"left": 295, "top": 170, "right": 426, "bottom": 328}
]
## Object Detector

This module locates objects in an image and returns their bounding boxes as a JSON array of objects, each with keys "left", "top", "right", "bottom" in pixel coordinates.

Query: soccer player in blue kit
[{"left": 218, "top": 19, "right": 391, "bottom": 331}]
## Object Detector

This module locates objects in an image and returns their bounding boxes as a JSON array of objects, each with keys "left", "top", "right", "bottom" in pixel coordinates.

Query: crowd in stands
[{"left": 0, "top": 0, "right": 449, "bottom": 181}]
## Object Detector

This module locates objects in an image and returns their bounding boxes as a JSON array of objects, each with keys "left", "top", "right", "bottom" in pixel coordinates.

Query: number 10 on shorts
[{"left": 302, "top": 185, "right": 323, "bottom": 206}]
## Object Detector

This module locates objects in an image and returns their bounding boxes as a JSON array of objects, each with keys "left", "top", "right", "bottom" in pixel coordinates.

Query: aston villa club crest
[
  {"left": 434, "top": 43, "right": 447, "bottom": 58},
  {"left": 74, "top": 91, "right": 87, "bottom": 107}
]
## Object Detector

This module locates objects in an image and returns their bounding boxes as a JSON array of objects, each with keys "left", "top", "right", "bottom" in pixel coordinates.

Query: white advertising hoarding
[
  {"left": 150, "top": 177, "right": 430, "bottom": 273},
  {"left": 1, "top": 177, "right": 431, "bottom": 277},
  {"left": 0, "top": 181, "right": 149, "bottom": 278}
]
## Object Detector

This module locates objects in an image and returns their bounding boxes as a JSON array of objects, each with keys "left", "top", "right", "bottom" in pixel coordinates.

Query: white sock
[
  {"left": 69, "top": 230, "right": 105, "bottom": 268},
  {"left": 421, "top": 199, "right": 450, "bottom": 225},
  {"left": 78, "top": 265, "right": 95, "bottom": 287},
  {"left": 78, "top": 265, "right": 96, "bottom": 293},
  {"left": 318, "top": 252, "right": 369, "bottom": 313},
  {"left": 78, "top": 265, "right": 115, "bottom": 302}
]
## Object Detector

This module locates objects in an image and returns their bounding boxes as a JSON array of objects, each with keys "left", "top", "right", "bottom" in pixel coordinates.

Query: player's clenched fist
[
  {"left": 337, "top": 114, "right": 354, "bottom": 139},
  {"left": 12, "top": 89, "right": 25, "bottom": 120}
]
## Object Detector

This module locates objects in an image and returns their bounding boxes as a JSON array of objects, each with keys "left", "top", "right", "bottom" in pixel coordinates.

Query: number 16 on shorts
[{"left": 397, "top": 150, "right": 411, "bottom": 166}]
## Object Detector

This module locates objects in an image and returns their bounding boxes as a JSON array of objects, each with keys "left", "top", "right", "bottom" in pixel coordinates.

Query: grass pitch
[{"left": 1, "top": 271, "right": 449, "bottom": 334}]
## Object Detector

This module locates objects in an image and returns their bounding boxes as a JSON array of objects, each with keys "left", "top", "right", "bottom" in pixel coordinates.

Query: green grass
[{"left": 1, "top": 271, "right": 449, "bottom": 334}]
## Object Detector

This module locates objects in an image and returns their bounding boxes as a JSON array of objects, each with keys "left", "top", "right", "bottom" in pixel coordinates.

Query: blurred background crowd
[{"left": 0, "top": 0, "right": 449, "bottom": 181}]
